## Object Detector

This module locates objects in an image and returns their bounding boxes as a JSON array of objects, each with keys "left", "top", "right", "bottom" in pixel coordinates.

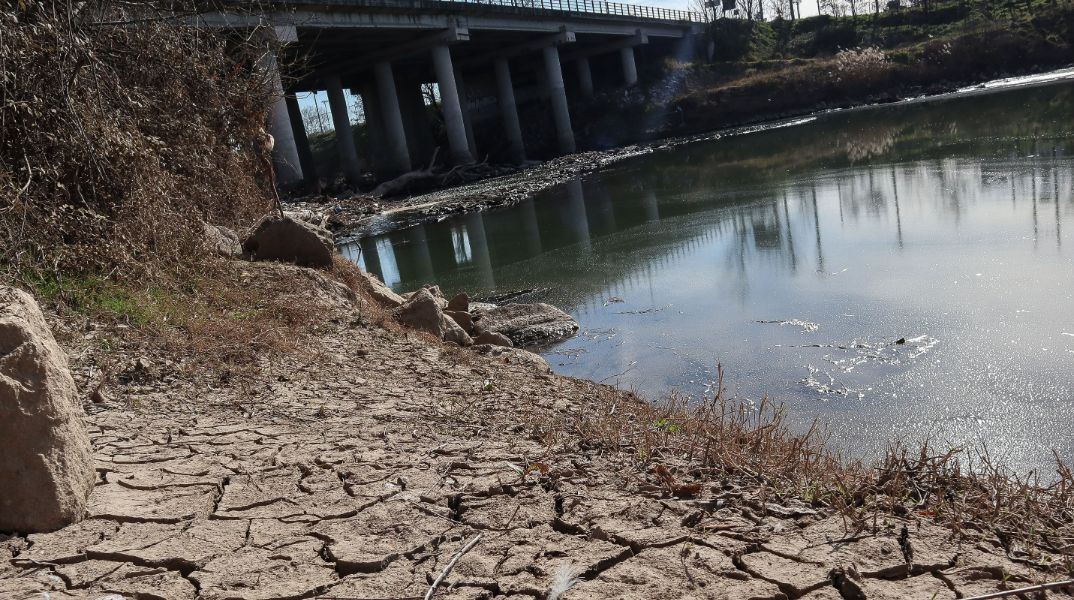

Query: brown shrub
[{"left": 0, "top": 1, "right": 276, "bottom": 281}]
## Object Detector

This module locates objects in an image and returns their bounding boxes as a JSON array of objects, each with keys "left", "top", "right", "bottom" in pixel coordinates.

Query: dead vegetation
[
  {"left": 540, "top": 368, "right": 1074, "bottom": 572},
  {"left": 0, "top": 0, "right": 274, "bottom": 281}
]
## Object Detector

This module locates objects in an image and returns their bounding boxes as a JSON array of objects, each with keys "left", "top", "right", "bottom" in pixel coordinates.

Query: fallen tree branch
[
  {"left": 424, "top": 533, "right": 483, "bottom": 600},
  {"left": 961, "top": 579, "right": 1074, "bottom": 600}
]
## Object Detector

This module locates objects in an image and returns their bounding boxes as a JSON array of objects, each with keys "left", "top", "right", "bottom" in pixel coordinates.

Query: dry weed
[{"left": 548, "top": 366, "right": 1074, "bottom": 566}]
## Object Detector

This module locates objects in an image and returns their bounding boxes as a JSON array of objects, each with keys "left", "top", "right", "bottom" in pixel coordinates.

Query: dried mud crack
[{"left": 1, "top": 262, "right": 1071, "bottom": 600}]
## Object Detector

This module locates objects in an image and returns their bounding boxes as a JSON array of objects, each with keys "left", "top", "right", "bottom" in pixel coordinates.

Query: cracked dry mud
[{"left": 1, "top": 265, "right": 1070, "bottom": 600}]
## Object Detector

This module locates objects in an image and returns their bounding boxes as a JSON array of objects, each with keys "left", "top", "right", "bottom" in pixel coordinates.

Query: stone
[
  {"left": 471, "top": 303, "right": 578, "bottom": 347},
  {"left": 446, "top": 292, "right": 469, "bottom": 312},
  {"left": 0, "top": 287, "right": 95, "bottom": 533},
  {"left": 473, "top": 331, "right": 513, "bottom": 348},
  {"left": 242, "top": 215, "right": 335, "bottom": 268},
  {"left": 444, "top": 310, "right": 475, "bottom": 334},
  {"left": 474, "top": 345, "right": 550, "bottom": 372},
  {"left": 357, "top": 270, "right": 405, "bottom": 309},
  {"left": 393, "top": 289, "right": 472, "bottom": 346},
  {"left": 204, "top": 223, "right": 242, "bottom": 258}
]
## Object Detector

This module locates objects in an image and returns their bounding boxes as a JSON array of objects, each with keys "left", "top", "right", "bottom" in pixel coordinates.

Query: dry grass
[
  {"left": 541, "top": 367, "right": 1074, "bottom": 571},
  {"left": 1, "top": 1, "right": 275, "bottom": 281}
]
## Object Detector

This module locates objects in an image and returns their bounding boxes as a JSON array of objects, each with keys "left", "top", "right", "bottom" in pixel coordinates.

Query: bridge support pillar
[
  {"left": 432, "top": 45, "right": 475, "bottom": 165},
  {"left": 325, "top": 75, "right": 364, "bottom": 184},
  {"left": 284, "top": 93, "right": 320, "bottom": 192},
  {"left": 263, "top": 54, "right": 304, "bottom": 186},
  {"left": 620, "top": 46, "right": 639, "bottom": 87},
  {"left": 576, "top": 57, "right": 594, "bottom": 98},
  {"left": 355, "top": 84, "right": 388, "bottom": 175},
  {"left": 399, "top": 79, "right": 436, "bottom": 167},
  {"left": 493, "top": 58, "right": 525, "bottom": 164},
  {"left": 542, "top": 45, "right": 575, "bottom": 155},
  {"left": 374, "top": 61, "right": 412, "bottom": 175},
  {"left": 454, "top": 66, "right": 479, "bottom": 159}
]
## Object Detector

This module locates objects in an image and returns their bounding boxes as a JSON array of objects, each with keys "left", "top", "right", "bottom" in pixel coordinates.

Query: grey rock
[
  {"left": 204, "top": 223, "right": 241, "bottom": 258},
  {"left": 356, "top": 271, "right": 404, "bottom": 309},
  {"left": 471, "top": 303, "right": 578, "bottom": 347},
  {"left": 242, "top": 215, "right": 335, "bottom": 268},
  {"left": 393, "top": 289, "right": 472, "bottom": 346},
  {"left": 473, "top": 331, "right": 513, "bottom": 348},
  {"left": 0, "top": 287, "right": 95, "bottom": 533},
  {"left": 446, "top": 293, "right": 469, "bottom": 313},
  {"left": 444, "top": 310, "right": 475, "bottom": 334}
]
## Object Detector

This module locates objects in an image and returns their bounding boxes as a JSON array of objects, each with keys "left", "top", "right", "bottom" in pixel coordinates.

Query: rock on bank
[{"left": 0, "top": 287, "right": 94, "bottom": 533}]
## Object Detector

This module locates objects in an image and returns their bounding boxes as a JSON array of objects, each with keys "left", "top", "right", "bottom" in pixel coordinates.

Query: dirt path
[{"left": 0, "top": 263, "right": 1067, "bottom": 600}]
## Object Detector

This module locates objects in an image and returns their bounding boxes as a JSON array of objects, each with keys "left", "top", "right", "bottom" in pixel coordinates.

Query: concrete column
[
  {"left": 494, "top": 58, "right": 525, "bottom": 164},
  {"left": 576, "top": 57, "right": 595, "bottom": 98},
  {"left": 431, "top": 45, "right": 474, "bottom": 165},
  {"left": 374, "top": 61, "right": 412, "bottom": 174},
  {"left": 284, "top": 94, "right": 319, "bottom": 191},
  {"left": 399, "top": 80, "right": 435, "bottom": 167},
  {"left": 264, "top": 55, "right": 303, "bottom": 186},
  {"left": 454, "top": 66, "right": 478, "bottom": 159},
  {"left": 620, "top": 46, "right": 639, "bottom": 87},
  {"left": 356, "top": 85, "right": 389, "bottom": 174},
  {"left": 324, "top": 75, "right": 363, "bottom": 184},
  {"left": 542, "top": 45, "right": 576, "bottom": 155}
]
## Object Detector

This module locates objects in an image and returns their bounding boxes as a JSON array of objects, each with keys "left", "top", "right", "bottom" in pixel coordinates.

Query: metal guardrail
[
  {"left": 310, "top": 0, "right": 704, "bottom": 22},
  {"left": 442, "top": 0, "right": 704, "bottom": 22}
]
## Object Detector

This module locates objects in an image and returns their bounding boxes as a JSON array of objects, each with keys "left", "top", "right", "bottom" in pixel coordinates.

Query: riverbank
[{"left": 3, "top": 256, "right": 1073, "bottom": 598}]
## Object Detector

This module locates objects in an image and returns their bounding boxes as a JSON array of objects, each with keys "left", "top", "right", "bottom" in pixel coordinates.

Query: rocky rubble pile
[{"left": 356, "top": 270, "right": 579, "bottom": 357}]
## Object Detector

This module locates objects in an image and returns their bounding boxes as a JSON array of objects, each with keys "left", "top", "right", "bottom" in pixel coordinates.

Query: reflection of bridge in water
[{"left": 344, "top": 153, "right": 1073, "bottom": 316}]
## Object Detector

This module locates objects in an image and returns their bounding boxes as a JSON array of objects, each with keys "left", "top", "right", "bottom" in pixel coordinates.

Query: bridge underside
[{"left": 202, "top": 4, "right": 700, "bottom": 187}]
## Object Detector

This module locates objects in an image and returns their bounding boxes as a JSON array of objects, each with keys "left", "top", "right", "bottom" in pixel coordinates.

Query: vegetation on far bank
[{"left": 578, "top": 0, "right": 1074, "bottom": 146}]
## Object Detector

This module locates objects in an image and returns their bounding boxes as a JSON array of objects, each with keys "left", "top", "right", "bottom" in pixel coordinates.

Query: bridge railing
[
  {"left": 444, "top": 0, "right": 703, "bottom": 22},
  {"left": 317, "top": 0, "right": 704, "bottom": 22}
]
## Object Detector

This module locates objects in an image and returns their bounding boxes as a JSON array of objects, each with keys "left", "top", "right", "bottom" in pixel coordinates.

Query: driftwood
[
  {"left": 371, "top": 147, "right": 441, "bottom": 198},
  {"left": 371, "top": 149, "right": 520, "bottom": 198}
]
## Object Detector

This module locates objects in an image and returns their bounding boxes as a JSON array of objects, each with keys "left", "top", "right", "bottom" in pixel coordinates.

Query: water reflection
[{"left": 344, "top": 81, "right": 1074, "bottom": 473}]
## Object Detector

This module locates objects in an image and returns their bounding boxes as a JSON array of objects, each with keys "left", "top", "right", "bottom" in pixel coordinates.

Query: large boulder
[
  {"left": 393, "top": 289, "right": 472, "bottom": 346},
  {"left": 242, "top": 215, "right": 335, "bottom": 268},
  {"left": 471, "top": 303, "right": 578, "bottom": 347},
  {"left": 0, "top": 287, "right": 95, "bottom": 533}
]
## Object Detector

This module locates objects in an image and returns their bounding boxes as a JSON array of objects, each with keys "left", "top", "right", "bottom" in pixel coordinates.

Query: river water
[{"left": 344, "top": 76, "right": 1074, "bottom": 473}]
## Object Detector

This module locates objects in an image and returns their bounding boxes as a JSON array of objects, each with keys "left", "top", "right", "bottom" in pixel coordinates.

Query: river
[{"left": 343, "top": 76, "right": 1074, "bottom": 474}]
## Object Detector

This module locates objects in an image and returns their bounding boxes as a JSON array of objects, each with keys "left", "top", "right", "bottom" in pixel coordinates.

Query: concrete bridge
[{"left": 200, "top": 0, "right": 702, "bottom": 188}]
